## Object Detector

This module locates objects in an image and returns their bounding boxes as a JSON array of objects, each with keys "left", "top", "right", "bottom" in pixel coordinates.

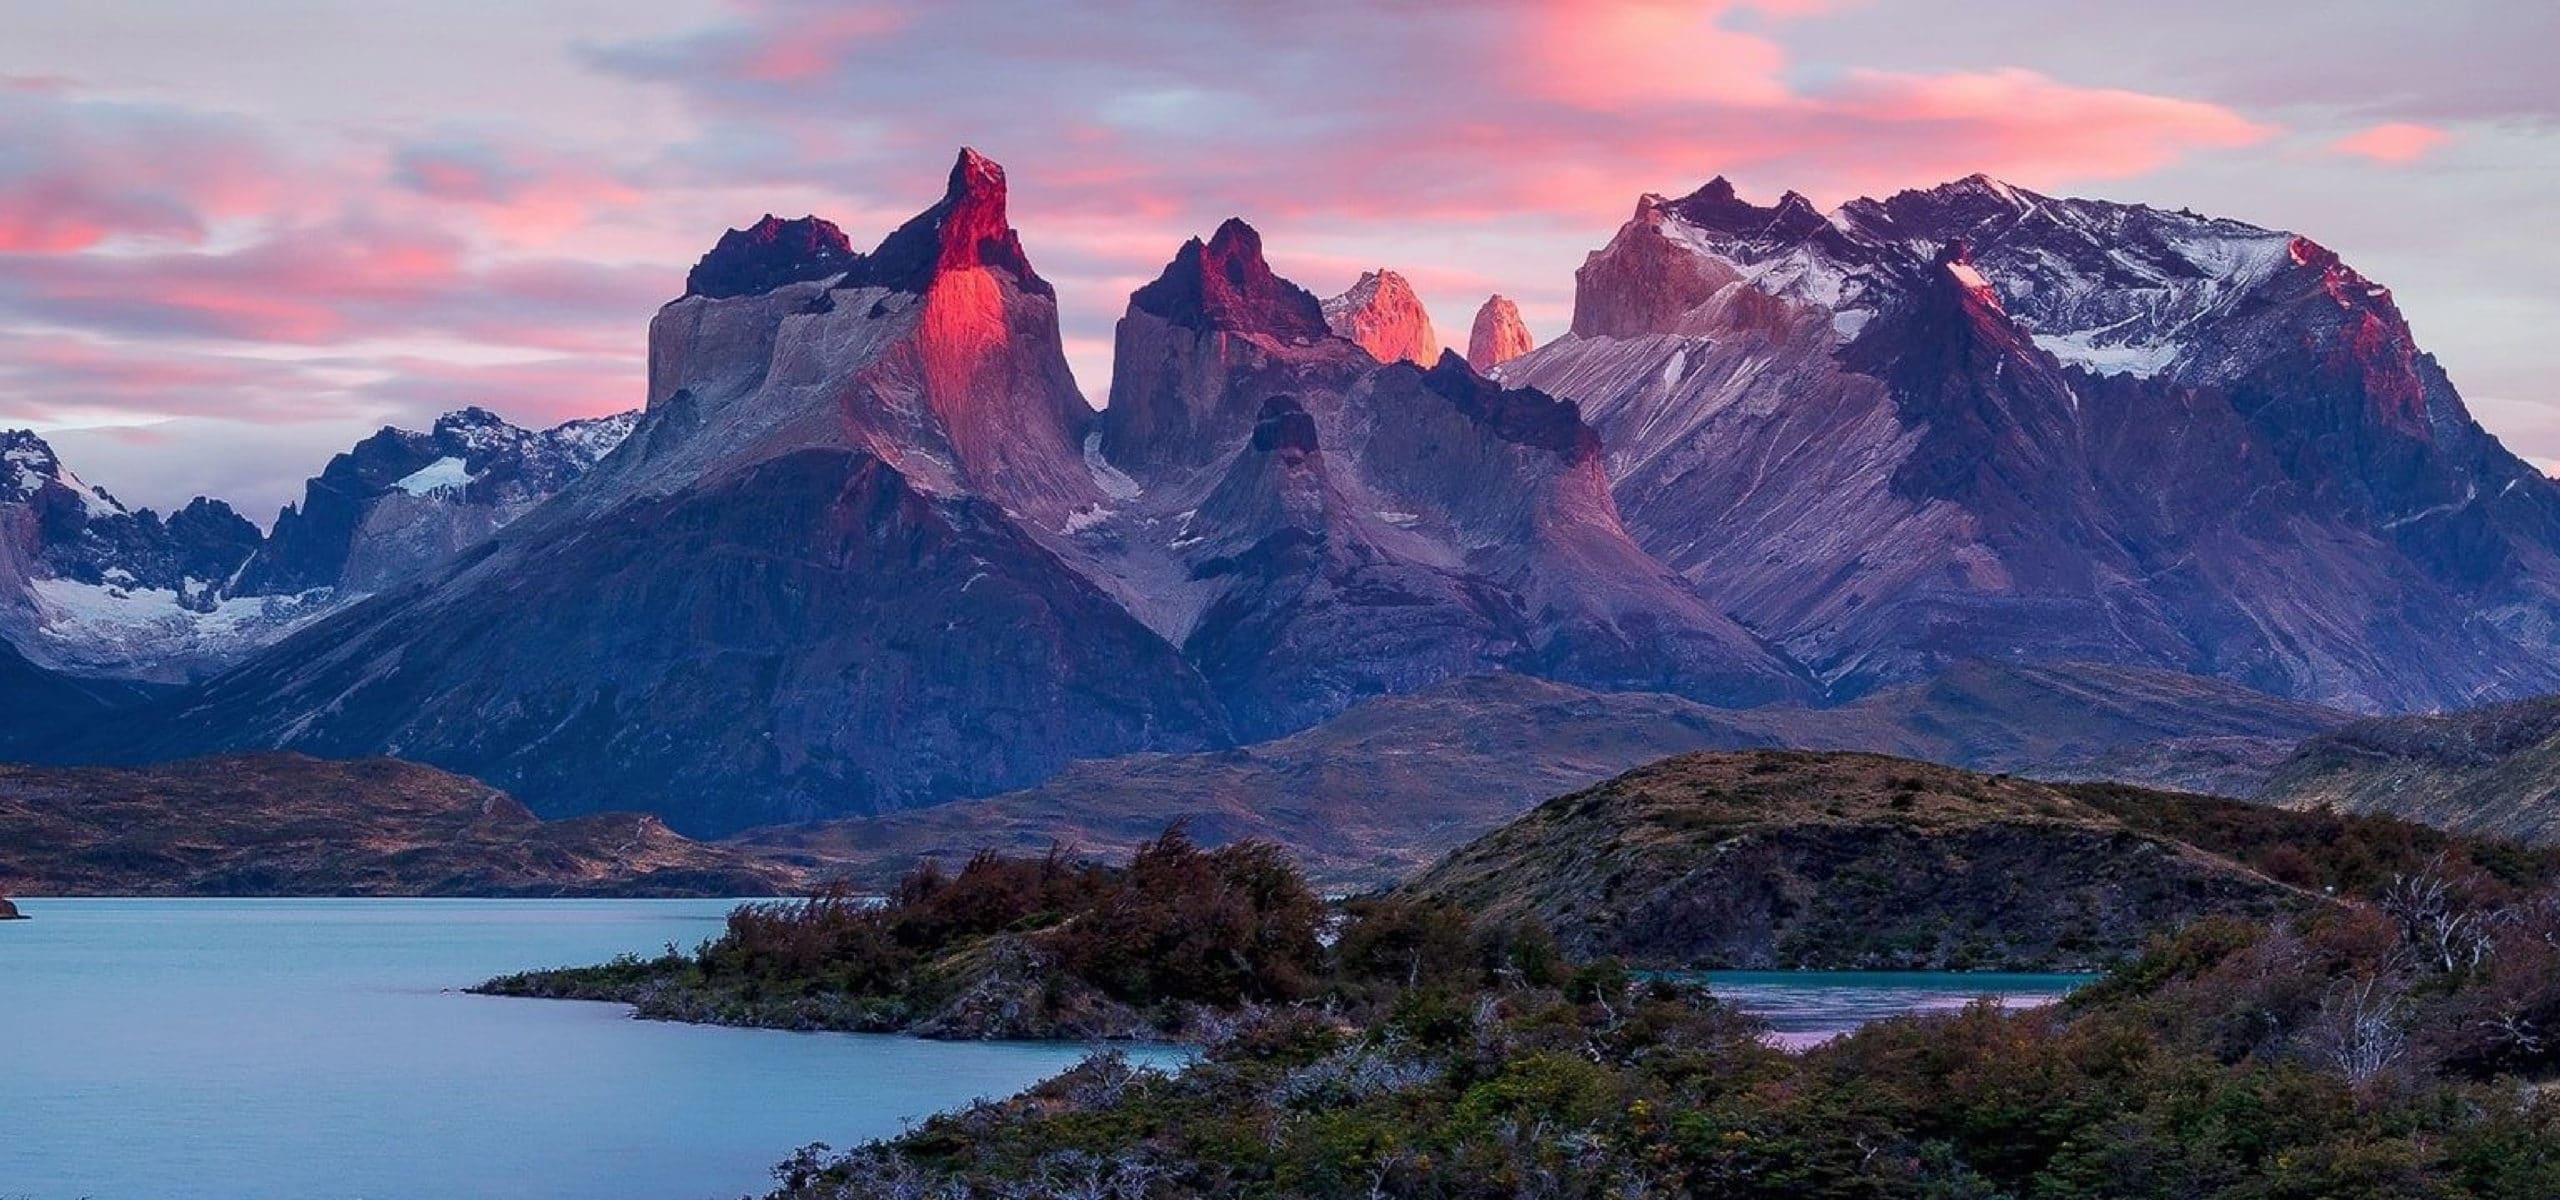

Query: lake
[
  {"left": 1, "top": 900, "right": 2091, "bottom": 1200},
  {"left": 1699, "top": 970, "right": 2091, "bottom": 1050},
  {"left": 0, "top": 898, "right": 1157, "bottom": 1200}
]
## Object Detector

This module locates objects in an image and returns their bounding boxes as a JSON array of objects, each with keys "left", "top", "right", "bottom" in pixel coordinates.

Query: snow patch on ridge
[
  {"left": 1084, "top": 430, "right": 1142, "bottom": 501},
  {"left": 24, "top": 577, "right": 349, "bottom": 678},
  {"left": 393, "top": 457, "right": 474, "bottom": 496}
]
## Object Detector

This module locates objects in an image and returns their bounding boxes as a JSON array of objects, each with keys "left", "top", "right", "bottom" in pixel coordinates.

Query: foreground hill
[
  {"left": 1401, "top": 750, "right": 2311, "bottom": 970},
  {"left": 744, "top": 664, "right": 2341, "bottom": 889},
  {"left": 0, "top": 754, "right": 798, "bottom": 896},
  {"left": 2259, "top": 696, "right": 2560, "bottom": 843}
]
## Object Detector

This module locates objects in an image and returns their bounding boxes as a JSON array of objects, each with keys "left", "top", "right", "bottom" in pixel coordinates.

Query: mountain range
[{"left": 7, "top": 147, "right": 2558, "bottom": 845}]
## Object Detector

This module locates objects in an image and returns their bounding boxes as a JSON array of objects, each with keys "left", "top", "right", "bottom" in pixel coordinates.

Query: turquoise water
[
  {"left": 1696, "top": 970, "right": 2092, "bottom": 1049},
  {"left": 0, "top": 898, "right": 1163, "bottom": 1200}
]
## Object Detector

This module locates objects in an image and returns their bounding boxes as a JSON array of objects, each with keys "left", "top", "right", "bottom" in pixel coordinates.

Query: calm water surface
[
  {"left": 1698, "top": 970, "right": 2092, "bottom": 1049},
  {"left": 0, "top": 898, "right": 1160, "bottom": 1200}
]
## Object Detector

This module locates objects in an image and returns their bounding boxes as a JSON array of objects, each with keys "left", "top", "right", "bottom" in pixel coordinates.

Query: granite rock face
[
  {"left": 1321, "top": 269, "right": 1439, "bottom": 366},
  {"left": 1466, "top": 294, "right": 1534, "bottom": 372}
]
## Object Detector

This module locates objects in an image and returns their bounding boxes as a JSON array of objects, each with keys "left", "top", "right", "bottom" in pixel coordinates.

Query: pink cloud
[
  {"left": 736, "top": 4, "right": 908, "bottom": 83},
  {"left": 2330, "top": 122, "right": 2454, "bottom": 165},
  {"left": 1810, "top": 68, "right": 2279, "bottom": 195},
  {"left": 1525, "top": 1, "right": 1801, "bottom": 110},
  {"left": 0, "top": 92, "right": 292, "bottom": 254},
  {"left": 392, "top": 140, "right": 643, "bottom": 242}
]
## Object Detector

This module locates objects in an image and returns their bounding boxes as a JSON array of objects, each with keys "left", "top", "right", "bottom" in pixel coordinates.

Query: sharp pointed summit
[
  {"left": 1128, "top": 218, "right": 1328, "bottom": 340},
  {"left": 1321, "top": 269, "right": 1439, "bottom": 366},
  {"left": 1467, "top": 294, "right": 1535, "bottom": 373},
  {"left": 853, "top": 146, "right": 1052, "bottom": 298}
]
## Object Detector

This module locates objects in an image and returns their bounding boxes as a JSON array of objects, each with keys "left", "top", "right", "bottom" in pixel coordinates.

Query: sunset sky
[{"left": 6, "top": 0, "right": 2557, "bottom": 515}]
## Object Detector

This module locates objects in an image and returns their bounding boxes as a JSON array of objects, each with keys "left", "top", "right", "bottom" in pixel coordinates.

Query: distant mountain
[
  {"left": 2258, "top": 697, "right": 2560, "bottom": 844},
  {"left": 1, "top": 429, "right": 276, "bottom": 680},
  {"left": 1466, "top": 294, "right": 1534, "bottom": 372},
  {"left": 0, "top": 408, "right": 633, "bottom": 682},
  {"left": 740, "top": 663, "right": 2341, "bottom": 890},
  {"left": 1321, "top": 269, "right": 1439, "bottom": 365},
  {"left": 234, "top": 406, "right": 636, "bottom": 597},
  {"left": 0, "top": 753, "right": 796, "bottom": 897},
  {"left": 1498, "top": 175, "right": 2560, "bottom": 712},
  {"left": 1399, "top": 750, "right": 2304, "bottom": 970}
]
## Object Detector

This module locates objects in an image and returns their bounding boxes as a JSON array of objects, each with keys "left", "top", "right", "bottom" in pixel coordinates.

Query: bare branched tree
[{"left": 2305, "top": 973, "right": 2409, "bottom": 1087}]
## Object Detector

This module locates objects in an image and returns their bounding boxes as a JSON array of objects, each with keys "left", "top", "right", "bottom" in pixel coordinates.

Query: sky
[{"left": 4, "top": 0, "right": 2557, "bottom": 517}]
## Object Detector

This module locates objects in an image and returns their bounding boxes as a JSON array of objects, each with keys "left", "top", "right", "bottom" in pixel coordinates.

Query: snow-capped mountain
[
  {"left": 1, "top": 429, "right": 300, "bottom": 682},
  {"left": 1498, "top": 174, "right": 2560, "bottom": 711},
  {"left": 0, "top": 408, "right": 636, "bottom": 683},
  {"left": 235, "top": 406, "right": 637, "bottom": 596}
]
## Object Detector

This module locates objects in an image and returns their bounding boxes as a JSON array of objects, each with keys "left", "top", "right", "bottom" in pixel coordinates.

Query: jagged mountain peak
[
  {"left": 684, "top": 214, "right": 856, "bottom": 300},
  {"left": 1127, "top": 218, "right": 1329, "bottom": 340},
  {"left": 679, "top": 149, "right": 1050, "bottom": 305},
  {"left": 1467, "top": 294, "right": 1535, "bottom": 373},
  {"left": 853, "top": 146, "right": 1052, "bottom": 299},
  {"left": 2, "top": 429, "right": 123, "bottom": 515},
  {"left": 1322, "top": 268, "right": 1439, "bottom": 365}
]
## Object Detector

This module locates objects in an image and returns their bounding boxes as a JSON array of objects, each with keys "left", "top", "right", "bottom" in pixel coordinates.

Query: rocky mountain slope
[
  {"left": 2257, "top": 697, "right": 2560, "bottom": 844},
  {"left": 1497, "top": 175, "right": 2560, "bottom": 712},
  {"left": 742, "top": 663, "right": 2341, "bottom": 889},
  {"left": 1399, "top": 750, "right": 2305, "bottom": 970},
  {"left": 0, "top": 636, "right": 158, "bottom": 732},
  {"left": 0, "top": 753, "right": 796, "bottom": 896}
]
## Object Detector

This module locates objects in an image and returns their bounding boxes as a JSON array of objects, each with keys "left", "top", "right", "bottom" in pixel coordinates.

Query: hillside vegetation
[{"left": 1400, "top": 751, "right": 2549, "bottom": 971}]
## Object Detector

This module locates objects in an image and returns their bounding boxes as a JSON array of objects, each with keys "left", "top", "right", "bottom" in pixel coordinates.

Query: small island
[
  {"left": 476, "top": 827, "right": 1443, "bottom": 1041},
  {"left": 0, "top": 895, "right": 23, "bottom": 920}
]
